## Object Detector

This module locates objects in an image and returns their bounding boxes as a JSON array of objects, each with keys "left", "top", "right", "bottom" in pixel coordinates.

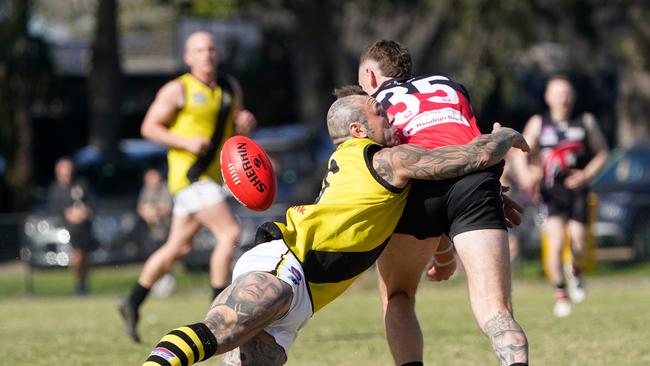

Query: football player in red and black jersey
[
  {"left": 358, "top": 40, "right": 529, "bottom": 366},
  {"left": 512, "top": 76, "right": 608, "bottom": 318}
]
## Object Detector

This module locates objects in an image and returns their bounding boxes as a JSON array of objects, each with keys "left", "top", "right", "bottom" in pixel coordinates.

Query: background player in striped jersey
[
  {"left": 358, "top": 40, "right": 529, "bottom": 366},
  {"left": 118, "top": 31, "right": 257, "bottom": 343},
  {"left": 512, "top": 76, "right": 608, "bottom": 317},
  {"left": 140, "top": 94, "right": 529, "bottom": 366}
]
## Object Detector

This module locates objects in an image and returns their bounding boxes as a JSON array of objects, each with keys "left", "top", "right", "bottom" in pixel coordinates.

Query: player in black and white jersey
[{"left": 512, "top": 75, "right": 608, "bottom": 317}]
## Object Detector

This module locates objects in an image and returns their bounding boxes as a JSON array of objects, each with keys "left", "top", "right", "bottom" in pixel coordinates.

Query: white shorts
[
  {"left": 173, "top": 180, "right": 227, "bottom": 215},
  {"left": 232, "top": 239, "right": 313, "bottom": 355}
]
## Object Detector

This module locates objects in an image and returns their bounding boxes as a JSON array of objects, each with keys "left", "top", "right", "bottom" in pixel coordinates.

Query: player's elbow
[{"left": 141, "top": 121, "right": 154, "bottom": 140}]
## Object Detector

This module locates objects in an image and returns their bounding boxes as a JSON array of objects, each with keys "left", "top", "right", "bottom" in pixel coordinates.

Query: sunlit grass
[{"left": 0, "top": 260, "right": 649, "bottom": 365}]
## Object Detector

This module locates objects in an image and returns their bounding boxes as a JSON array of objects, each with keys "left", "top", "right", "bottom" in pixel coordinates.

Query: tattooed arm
[{"left": 373, "top": 125, "right": 530, "bottom": 189}]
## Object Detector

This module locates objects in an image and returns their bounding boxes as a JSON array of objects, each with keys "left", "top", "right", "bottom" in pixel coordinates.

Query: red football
[{"left": 220, "top": 135, "right": 276, "bottom": 211}]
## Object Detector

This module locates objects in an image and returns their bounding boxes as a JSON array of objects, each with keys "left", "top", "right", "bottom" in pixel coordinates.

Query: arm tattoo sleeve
[{"left": 374, "top": 129, "right": 518, "bottom": 183}]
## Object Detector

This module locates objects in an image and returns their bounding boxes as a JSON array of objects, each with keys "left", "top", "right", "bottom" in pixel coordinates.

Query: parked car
[
  {"left": 591, "top": 141, "right": 650, "bottom": 261},
  {"left": 20, "top": 139, "right": 168, "bottom": 267},
  {"left": 22, "top": 125, "right": 330, "bottom": 269}
]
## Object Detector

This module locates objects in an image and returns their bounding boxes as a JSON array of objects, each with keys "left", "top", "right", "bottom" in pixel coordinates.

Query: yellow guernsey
[
  {"left": 274, "top": 138, "right": 409, "bottom": 312},
  {"left": 167, "top": 73, "right": 238, "bottom": 194}
]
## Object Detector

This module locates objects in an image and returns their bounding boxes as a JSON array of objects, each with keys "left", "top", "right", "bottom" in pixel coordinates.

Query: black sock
[
  {"left": 401, "top": 362, "right": 423, "bottom": 366},
  {"left": 211, "top": 287, "right": 225, "bottom": 301},
  {"left": 129, "top": 282, "right": 150, "bottom": 309},
  {"left": 509, "top": 363, "right": 528, "bottom": 366},
  {"left": 145, "top": 322, "right": 218, "bottom": 365}
]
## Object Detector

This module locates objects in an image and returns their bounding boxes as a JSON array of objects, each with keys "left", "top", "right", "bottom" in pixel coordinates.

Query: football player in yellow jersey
[
  {"left": 141, "top": 93, "right": 529, "bottom": 366},
  {"left": 118, "top": 31, "right": 257, "bottom": 343}
]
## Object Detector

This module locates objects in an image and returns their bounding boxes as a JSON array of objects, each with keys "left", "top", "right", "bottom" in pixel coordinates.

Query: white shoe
[
  {"left": 553, "top": 299, "right": 572, "bottom": 318},
  {"left": 565, "top": 266, "right": 587, "bottom": 304},
  {"left": 569, "top": 283, "right": 586, "bottom": 304}
]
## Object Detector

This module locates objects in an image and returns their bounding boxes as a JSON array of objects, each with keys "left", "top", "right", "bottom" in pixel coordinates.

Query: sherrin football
[{"left": 220, "top": 135, "right": 276, "bottom": 211}]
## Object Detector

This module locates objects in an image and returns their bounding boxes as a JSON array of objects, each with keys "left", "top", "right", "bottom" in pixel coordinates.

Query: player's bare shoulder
[
  {"left": 141, "top": 78, "right": 185, "bottom": 133},
  {"left": 155, "top": 79, "right": 185, "bottom": 110}
]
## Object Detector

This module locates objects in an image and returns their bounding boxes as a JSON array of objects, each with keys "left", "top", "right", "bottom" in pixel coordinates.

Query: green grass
[{"left": 1, "top": 261, "right": 650, "bottom": 365}]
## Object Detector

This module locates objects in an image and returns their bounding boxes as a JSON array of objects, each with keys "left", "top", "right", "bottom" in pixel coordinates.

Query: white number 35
[{"left": 375, "top": 75, "right": 460, "bottom": 126}]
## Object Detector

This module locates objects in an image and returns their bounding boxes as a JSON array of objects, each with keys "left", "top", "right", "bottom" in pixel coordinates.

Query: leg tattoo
[
  {"left": 483, "top": 311, "right": 529, "bottom": 366},
  {"left": 221, "top": 336, "right": 287, "bottom": 366},
  {"left": 204, "top": 272, "right": 293, "bottom": 353}
]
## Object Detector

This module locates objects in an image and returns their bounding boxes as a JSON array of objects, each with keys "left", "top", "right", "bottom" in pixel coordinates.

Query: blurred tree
[
  {"left": 87, "top": 0, "right": 124, "bottom": 153},
  {"left": 596, "top": 2, "right": 650, "bottom": 147},
  {"left": 178, "top": 0, "right": 239, "bottom": 17},
  {"left": 1, "top": 0, "right": 648, "bottom": 214},
  {"left": 238, "top": 0, "right": 650, "bottom": 145},
  {"left": 0, "top": 0, "right": 53, "bottom": 210}
]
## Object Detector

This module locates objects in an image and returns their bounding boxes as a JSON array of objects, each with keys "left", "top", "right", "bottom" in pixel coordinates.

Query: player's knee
[{"left": 215, "top": 224, "right": 241, "bottom": 245}]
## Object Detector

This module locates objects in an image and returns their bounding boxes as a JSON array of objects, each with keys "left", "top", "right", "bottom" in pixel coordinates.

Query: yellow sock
[{"left": 143, "top": 323, "right": 217, "bottom": 366}]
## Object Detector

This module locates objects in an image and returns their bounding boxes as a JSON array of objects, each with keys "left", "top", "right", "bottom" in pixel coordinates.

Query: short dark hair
[
  {"left": 333, "top": 85, "right": 367, "bottom": 99},
  {"left": 359, "top": 40, "right": 412, "bottom": 78}
]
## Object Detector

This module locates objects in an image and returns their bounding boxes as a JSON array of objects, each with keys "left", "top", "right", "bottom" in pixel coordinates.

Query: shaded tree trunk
[
  {"left": 6, "top": 0, "right": 35, "bottom": 210},
  {"left": 287, "top": 0, "right": 340, "bottom": 125},
  {"left": 87, "top": 0, "right": 123, "bottom": 153}
]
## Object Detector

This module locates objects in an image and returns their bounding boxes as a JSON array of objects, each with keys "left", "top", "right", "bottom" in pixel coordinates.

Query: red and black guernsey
[{"left": 373, "top": 74, "right": 482, "bottom": 149}]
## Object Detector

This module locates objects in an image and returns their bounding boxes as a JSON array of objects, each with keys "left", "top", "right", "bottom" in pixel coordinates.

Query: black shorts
[
  {"left": 66, "top": 221, "right": 94, "bottom": 250},
  {"left": 541, "top": 184, "right": 588, "bottom": 223},
  {"left": 394, "top": 166, "right": 507, "bottom": 240}
]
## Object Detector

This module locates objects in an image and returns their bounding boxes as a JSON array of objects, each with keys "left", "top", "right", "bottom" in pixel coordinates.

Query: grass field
[{"left": 1, "top": 260, "right": 650, "bottom": 365}]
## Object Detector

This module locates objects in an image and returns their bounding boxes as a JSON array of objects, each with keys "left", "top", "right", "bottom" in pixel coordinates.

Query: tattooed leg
[
  {"left": 221, "top": 332, "right": 287, "bottom": 366},
  {"left": 453, "top": 229, "right": 529, "bottom": 365},
  {"left": 484, "top": 311, "right": 528, "bottom": 365},
  {"left": 205, "top": 271, "right": 293, "bottom": 355},
  {"left": 141, "top": 272, "right": 292, "bottom": 366}
]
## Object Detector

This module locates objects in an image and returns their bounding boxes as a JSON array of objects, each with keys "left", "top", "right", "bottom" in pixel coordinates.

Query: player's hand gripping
[
  {"left": 491, "top": 122, "right": 530, "bottom": 153},
  {"left": 501, "top": 185, "right": 525, "bottom": 228},
  {"left": 235, "top": 109, "right": 257, "bottom": 135},
  {"left": 426, "top": 236, "right": 457, "bottom": 281}
]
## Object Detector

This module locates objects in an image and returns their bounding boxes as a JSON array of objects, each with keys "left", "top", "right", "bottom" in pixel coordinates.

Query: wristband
[
  {"left": 433, "top": 256, "right": 456, "bottom": 267},
  {"left": 435, "top": 244, "right": 454, "bottom": 255}
]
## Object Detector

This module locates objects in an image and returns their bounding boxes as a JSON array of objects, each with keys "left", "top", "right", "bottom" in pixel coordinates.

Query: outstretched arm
[{"left": 373, "top": 125, "right": 530, "bottom": 188}]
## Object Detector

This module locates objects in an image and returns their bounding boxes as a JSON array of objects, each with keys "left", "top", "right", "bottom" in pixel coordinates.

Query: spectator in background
[
  {"left": 512, "top": 75, "right": 609, "bottom": 317},
  {"left": 137, "top": 168, "right": 172, "bottom": 257},
  {"left": 47, "top": 157, "right": 94, "bottom": 295}
]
